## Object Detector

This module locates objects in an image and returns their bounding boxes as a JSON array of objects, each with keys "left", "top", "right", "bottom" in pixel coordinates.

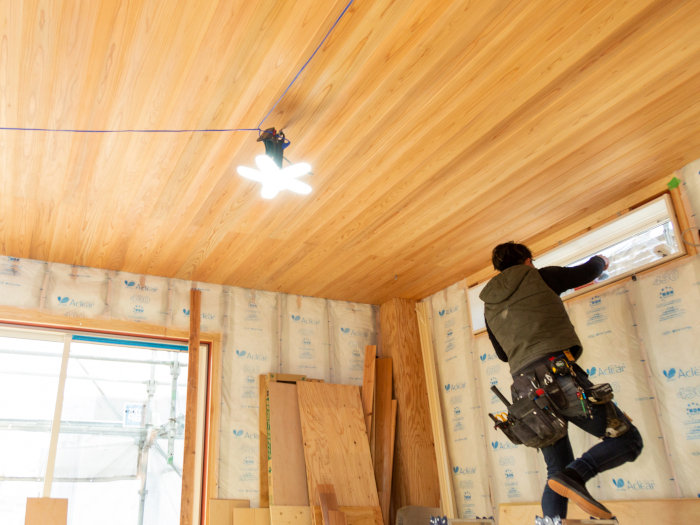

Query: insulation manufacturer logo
[
  {"left": 480, "top": 353, "right": 498, "bottom": 362},
  {"left": 291, "top": 315, "right": 320, "bottom": 325},
  {"left": 664, "top": 367, "right": 700, "bottom": 381},
  {"left": 438, "top": 306, "right": 458, "bottom": 317},
  {"left": 235, "top": 349, "right": 268, "bottom": 361},
  {"left": 56, "top": 296, "right": 95, "bottom": 308},
  {"left": 124, "top": 281, "right": 158, "bottom": 292},
  {"left": 492, "top": 441, "right": 518, "bottom": 451},
  {"left": 444, "top": 381, "right": 466, "bottom": 392},
  {"left": 453, "top": 466, "right": 476, "bottom": 475},
  {"left": 612, "top": 478, "right": 656, "bottom": 491},
  {"left": 340, "top": 327, "right": 369, "bottom": 337},
  {"left": 232, "top": 430, "right": 258, "bottom": 440},
  {"left": 586, "top": 364, "right": 626, "bottom": 377}
]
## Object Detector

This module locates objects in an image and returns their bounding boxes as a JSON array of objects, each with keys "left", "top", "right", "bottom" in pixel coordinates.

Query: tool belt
[{"left": 489, "top": 353, "right": 629, "bottom": 448}]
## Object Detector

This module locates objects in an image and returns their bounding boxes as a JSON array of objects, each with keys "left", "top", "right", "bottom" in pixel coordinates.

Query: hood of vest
[{"left": 479, "top": 265, "right": 534, "bottom": 304}]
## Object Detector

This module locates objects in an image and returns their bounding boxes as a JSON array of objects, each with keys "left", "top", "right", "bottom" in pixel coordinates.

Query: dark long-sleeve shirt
[{"left": 485, "top": 256, "right": 606, "bottom": 362}]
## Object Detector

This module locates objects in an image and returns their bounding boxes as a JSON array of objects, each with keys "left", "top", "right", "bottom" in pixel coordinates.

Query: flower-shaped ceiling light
[{"left": 237, "top": 155, "right": 312, "bottom": 199}]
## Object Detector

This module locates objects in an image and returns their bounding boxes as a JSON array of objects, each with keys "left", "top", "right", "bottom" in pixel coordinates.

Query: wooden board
[
  {"left": 297, "top": 382, "right": 379, "bottom": 507},
  {"left": 2, "top": 2, "right": 700, "bottom": 305},
  {"left": 499, "top": 499, "right": 700, "bottom": 525},
  {"left": 380, "top": 298, "right": 441, "bottom": 524},
  {"left": 269, "top": 382, "right": 309, "bottom": 506},
  {"left": 234, "top": 509, "right": 272, "bottom": 525},
  {"left": 361, "top": 345, "right": 377, "bottom": 437},
  {"left": 260, "top": 376, "right": 269, "bottom": 508},
  {"left": 373, "top": 358, "right": 393, "bottom": 525},
  {"left": 181, "top": 289, "right": 201, "bottom": 525},
  {"left": 210, "top": 500, "right": 251, "bottom": 525},
  {"left": 25, "top": 498, "right": 68, "bottom": 525},
  {"left": 415, "top": 301, "right": 458, "bottom": 519},
  {"left": 312, "top": 507, "right": 383, "bottom": 525},
  {"left": 270, "top": 507, "right": 312, "bottom": 525},
  {"left": 317, "top": 485, "right": 341, "bottom": 525}
]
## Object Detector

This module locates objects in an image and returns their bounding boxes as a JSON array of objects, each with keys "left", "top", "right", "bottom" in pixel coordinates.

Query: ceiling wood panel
[{"left": 1, "top": 0, "right": 699, "bottom": 304}]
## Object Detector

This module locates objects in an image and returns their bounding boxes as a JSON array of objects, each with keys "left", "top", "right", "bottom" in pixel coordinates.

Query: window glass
[
  {"left": 51, "top": 342, "right": 188, "bottom": 525},
  {"left": 0, "top": 333, "right": 63, "bottom": 524}
]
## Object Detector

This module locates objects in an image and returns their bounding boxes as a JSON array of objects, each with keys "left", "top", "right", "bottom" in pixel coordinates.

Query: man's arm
[
  {"left": 485, "top": 319, "right": 509, "bottom": 362},
  {"left": 538, "top": 255, "right": 607, "bottom": 296}
]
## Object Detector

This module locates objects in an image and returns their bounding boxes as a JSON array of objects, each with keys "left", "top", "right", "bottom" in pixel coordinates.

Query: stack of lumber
[{"left": 213, "top": 351, "right": 397, "bottom": 525}]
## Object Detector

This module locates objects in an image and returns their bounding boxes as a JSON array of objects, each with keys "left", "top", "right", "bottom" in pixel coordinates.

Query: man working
[{"left": 480, "top": 242, "right": 644, "bottom": 520}]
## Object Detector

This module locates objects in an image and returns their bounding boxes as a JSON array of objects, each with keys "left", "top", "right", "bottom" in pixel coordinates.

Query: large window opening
[
  {"left": 469, "top": 194, "right": 686, "bottom": 333},
  {"left": 0, "top": 326, "right": 201, "bottom": 525}
]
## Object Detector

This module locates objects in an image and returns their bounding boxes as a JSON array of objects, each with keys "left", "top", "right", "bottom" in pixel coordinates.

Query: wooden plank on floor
[
  {"left": 361, "top": 345, "right": 377, "bottom": 436},
  {"left": 499, "top": 499, "right": 700, "bottom": 525},
  {"left": 25, "top": 498, "right": 68, "bottom": 525},
  {"left": 210, "top": 500, "right": 250, "bottom": 525},
  {"left": 297, "top": 383, "right": 379, "bottom": 507},
  {"left": 269, "top": 382, "right": 309, "bottom": 506},
  {"left": 270, "top": 507, "right": 312, "bottom": 525},
  {"left": 374, "top": 358, "right": 393, "bottom": 525}
]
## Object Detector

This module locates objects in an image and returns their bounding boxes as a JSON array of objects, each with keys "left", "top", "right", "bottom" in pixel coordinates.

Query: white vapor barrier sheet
[
  {"left": 0, "top": 255, "right": 378, "bottom": 508},
  {"left": 329, "top": 302, "right": 378, "bottom": 385},
  {"left": 567, "top": 282, "right": 676, "bottom": 500},
  {"left": 473, "top": 335, "right": 546, "bottom": 509},
  {"left": 219, "top": 288, "right": 279, "bottom": 504},
  {"left": 632, "top": 256, "right": 700, "bottom": 497},
  {"left": 46, "top": 265, "right": 109, "bottom": 318},
  {"left": 429, "top": 286, "right": 492, "bottom": 519},
  {"left": 111, "top": 272, "right": 169, "bottom": 325},
  {"left": 280, "top": 295, "right": 331, "bottom": 383},
  {"left": 0, "top": 257, "right": 46, "bottom": 309}
]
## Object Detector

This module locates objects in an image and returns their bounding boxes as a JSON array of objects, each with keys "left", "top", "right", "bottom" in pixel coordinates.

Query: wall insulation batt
[
  {"left": 0, "top": 256, "right": 378, "bottom": 508},
  {"left": 426, "top": 254, "right": 700, "bottom": 519}
]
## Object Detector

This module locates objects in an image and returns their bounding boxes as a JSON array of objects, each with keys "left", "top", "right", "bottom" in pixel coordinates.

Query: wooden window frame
[{"left": 0, "top": 303, "right": 221, "bottom": 525}]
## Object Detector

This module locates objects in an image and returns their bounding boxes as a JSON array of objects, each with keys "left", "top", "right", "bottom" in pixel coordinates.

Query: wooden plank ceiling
[{"left": 1, "top": 0, "right": 700, "bottom": 305}]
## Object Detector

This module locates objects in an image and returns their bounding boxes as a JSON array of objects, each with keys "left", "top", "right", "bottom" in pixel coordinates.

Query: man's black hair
[{"left": 492, "top": 242, "right": 533, "bottom": 272}]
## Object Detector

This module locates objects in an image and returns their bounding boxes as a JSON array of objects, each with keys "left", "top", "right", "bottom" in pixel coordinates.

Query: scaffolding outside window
[{"left": 0, "top": 327, "right": 194, "bottom": 525}]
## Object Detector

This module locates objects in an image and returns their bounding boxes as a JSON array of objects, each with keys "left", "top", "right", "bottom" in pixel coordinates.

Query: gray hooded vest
[{"left": 479, "top": 265, "right": 582, "bottom": 374}]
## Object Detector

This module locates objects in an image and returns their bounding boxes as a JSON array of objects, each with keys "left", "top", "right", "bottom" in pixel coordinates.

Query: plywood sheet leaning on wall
[
  {"left": 380, "top": 298, "right": 440, "bottom": 523},
  {"left": 268, "top": 381, "right": 310, "bottom": 506},
  {"left": 270, "top": 506, "right": 313, "bottom": 525},
  {"left": 296, "top": 382, "right": 379, "bottom": 508}
]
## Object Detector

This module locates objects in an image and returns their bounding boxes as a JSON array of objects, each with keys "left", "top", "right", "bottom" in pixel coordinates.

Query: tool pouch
[{"left": 505, "top": 389, "right": 567, "bottom": 448}]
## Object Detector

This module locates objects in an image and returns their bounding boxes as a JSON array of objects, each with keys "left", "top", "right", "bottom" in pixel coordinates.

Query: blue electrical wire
[
  {"left": 257, "top": 0, "right": 355, "bottom": 130},
  {"left": 0, "top": 126, "right": 262, "bottom": 133},
  {"left": 0, "top": 0, "right": 355, "bottom": 135}
]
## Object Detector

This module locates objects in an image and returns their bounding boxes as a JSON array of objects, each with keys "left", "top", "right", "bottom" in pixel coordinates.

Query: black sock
[{"left": 562, "top": 467, "right": 585, "bottom": 486}]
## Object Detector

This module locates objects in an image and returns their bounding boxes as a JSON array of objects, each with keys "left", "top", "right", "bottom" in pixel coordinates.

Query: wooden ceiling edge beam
[{"left": 459, "top": 174, "right": 673, "bottom": 291}]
